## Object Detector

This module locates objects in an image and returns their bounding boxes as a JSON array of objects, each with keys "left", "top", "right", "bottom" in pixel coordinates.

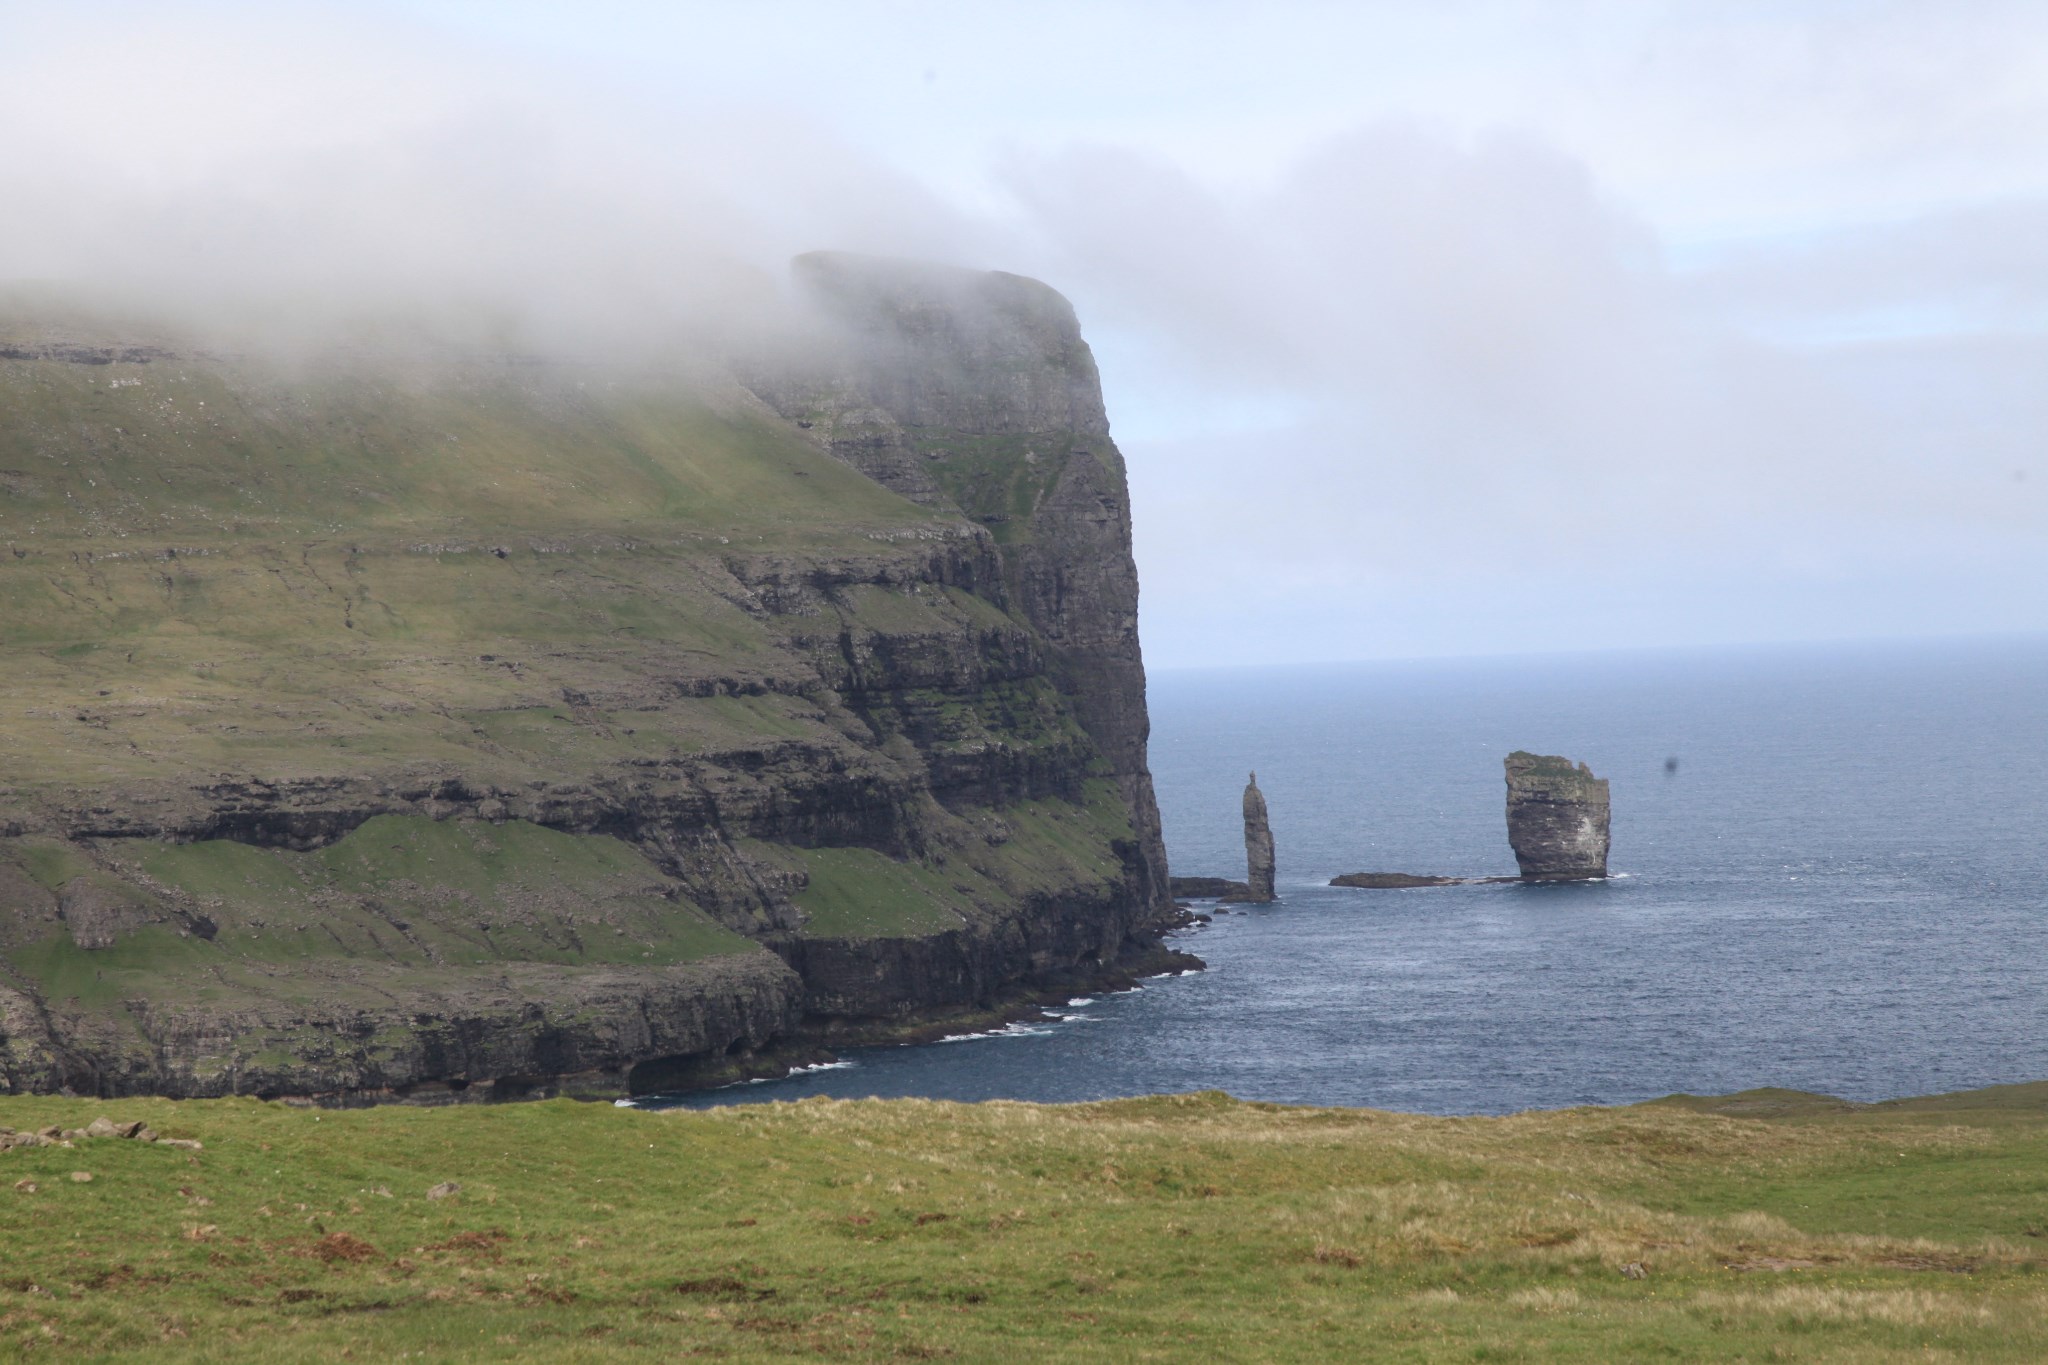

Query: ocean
[{"left": 652, "top": 635, "right": 2048, "bottom": 1114}]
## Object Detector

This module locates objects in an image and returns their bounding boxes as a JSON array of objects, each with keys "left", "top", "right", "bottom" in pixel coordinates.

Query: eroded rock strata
[
  {"left": 1504, "top": 752, "right": 1611, "bottom": 881},
  {"left": 0, "top": 256, "right": 1190, "bottom": 1101}
]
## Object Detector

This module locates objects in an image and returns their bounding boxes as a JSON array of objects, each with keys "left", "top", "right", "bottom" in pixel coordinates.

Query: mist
[
  {"left": 0, "top": 7, "right": 980, "bottom": 357},
  {"left": 3, "top": 2, "right": 2044, "bottom": 663}
]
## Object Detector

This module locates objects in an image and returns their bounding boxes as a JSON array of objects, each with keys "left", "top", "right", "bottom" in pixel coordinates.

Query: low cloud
[
  {"left": 0, "top": 7, "right": 986, "bottom": 355},
  {"left": 2, "top": 4, "right": 2043, "bottom": 660}
]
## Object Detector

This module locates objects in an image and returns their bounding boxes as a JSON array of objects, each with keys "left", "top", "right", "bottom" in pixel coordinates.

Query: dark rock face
[
  {"left": 1242, "top": 773, "right": 1276, "bottom": 902},
  {"left": 1504, "top": 752, "right": 1611, "bottom": 880},
  {"left": 67, "top": 956, "right": 803, "bottom": 1103}
]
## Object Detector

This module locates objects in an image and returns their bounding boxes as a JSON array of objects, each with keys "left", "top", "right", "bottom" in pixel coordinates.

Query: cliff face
[
  {"left": 0, "top": 259, "right": 1182, "bottom": 1101},
  {"left": 747, "top": 253, "right": 1170, "bottom": 921}
]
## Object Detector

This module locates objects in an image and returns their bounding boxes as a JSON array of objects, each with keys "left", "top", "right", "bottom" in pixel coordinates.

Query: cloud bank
[
  {"left": 0, "top": 7, "right": 980, "bottom": 353},
  {"left": 1, "top": 3, "right": 2043, "bottom": 661}
]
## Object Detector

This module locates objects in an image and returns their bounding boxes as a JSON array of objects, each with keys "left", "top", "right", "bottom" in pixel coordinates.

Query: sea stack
[
  {"left": 1503, "top": 752, "right": 1610, "bottom": 881},
  {"left": 1243, "top": 772, "right": 1277, "bottom": 902}
]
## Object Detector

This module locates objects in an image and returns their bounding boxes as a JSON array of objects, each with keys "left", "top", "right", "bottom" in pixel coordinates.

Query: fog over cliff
[{"left": 4, "top": 2, "right": 2045, "bottom": 663}]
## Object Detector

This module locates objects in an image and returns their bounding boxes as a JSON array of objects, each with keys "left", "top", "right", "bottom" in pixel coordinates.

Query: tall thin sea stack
[
  {"left": 1503, "top": 752, "right": 1610, "bottom": 881},
  {"left": 1243, "top": 772, "right": 1277, "bottom": 902}
]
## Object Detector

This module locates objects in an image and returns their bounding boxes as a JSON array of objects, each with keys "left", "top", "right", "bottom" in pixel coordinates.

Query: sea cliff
[{"left": 0, "top": 256, "right": 1186, "bottom": 1101}]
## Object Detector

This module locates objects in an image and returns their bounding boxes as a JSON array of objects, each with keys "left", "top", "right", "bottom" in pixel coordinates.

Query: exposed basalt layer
[
  {"left": 0, "top": 257, "right": 1188, "bottom": 1101},
  {"left": 1504, "top": 752, "right": 1611, "bottom": 881},
  {"left": 1242, "top": 773, "right": 1276, "bottom": 902}
]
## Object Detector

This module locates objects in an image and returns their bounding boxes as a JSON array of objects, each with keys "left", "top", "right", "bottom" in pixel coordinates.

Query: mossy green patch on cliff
[
  {"left": 0, "top": 341, "right": 967, "bottom": 815},
  {"left": 5, "top": 1085, "right": 2048, "bottom": 1361},
  {"left": 136, "top": 817, "right": 748, "bottom": 966},
  {"left": 0, "top": 354, "right": 937, "bottom": 542},
  {"left": 8, "top": 837, "right": 96, "bottom": 891},
  {"left": 982, "top": 779, "right": 1135, "bottom": 885},
  {"left": 786, "top": 846, "right": 968, "bottom": 938},
  {"left": 911, "top": 433, "right": 1086, "bottom": 544},
  {"left": 9, "top": 925, "right": 221, "bottom": 1010},
  {"left": 772, "top": 780, "right": 1132, "bottom": 943},
  {"left": 0, "top": 537, "right": 911, "bottom": 803},
  {"left": 1, "top": 818, "right": 754, "bottom": 1015}
]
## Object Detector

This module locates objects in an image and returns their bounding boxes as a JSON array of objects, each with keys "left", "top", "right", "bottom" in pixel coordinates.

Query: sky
[{"left": 3, "top": 1, "right": 2046, "bottom": 666}]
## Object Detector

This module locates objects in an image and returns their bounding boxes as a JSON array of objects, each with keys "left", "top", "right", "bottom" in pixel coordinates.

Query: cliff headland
[{"left": 0, "top": 255, "right": 1190, "bottom": 1102}]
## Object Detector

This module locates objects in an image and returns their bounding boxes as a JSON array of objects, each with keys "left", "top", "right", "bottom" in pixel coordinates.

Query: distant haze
[{"left": 4, "top": 2, "right": 2045, "bottom": 664}]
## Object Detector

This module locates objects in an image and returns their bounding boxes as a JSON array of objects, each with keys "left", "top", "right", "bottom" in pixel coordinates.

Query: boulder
[{"left": 1504, "top": 752, "right": 1610, "bottom": 880}]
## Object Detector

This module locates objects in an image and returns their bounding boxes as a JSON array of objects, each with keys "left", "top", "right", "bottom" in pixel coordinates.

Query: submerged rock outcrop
[
  {"left": 1168, "top": 876, "right": 1253, "bottom": 901},
  {"left": 1329, "top": 872, "right": 1466, "bottom": 889},
  {"left": 0, "top": 255, "right": 1192, "bottom": 1102},
  {"left": 1242, "top": 773, "right": 1276, "bottom": 902},
  {"left": 1504, "top": 752, "right": 1611, "bottom": 881}
]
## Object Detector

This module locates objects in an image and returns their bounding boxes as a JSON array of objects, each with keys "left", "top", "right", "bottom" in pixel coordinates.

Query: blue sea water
[{"left": 654, "top": 635, "right": 2048, "bottom": 1114}]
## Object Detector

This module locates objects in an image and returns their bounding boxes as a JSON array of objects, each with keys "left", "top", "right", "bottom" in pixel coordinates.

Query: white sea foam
[
  {"left": 1067, "top": 997, "right": 1095, "bottom": 1006},
  {"left": 940, "top": 1020, "right": 1058, "bottom": 1042},
  {"left": 744, "top": 1060, "right": 856, "bottom": 1082}
]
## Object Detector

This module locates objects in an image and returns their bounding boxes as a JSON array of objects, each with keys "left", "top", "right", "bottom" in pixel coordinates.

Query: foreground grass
[{"left": 3, "top": 1086, "right": 2047, "bottom": 1361}]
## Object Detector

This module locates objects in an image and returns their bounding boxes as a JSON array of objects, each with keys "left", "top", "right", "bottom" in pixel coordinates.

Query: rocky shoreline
[{"left": 629, "top": 945, "right": 1205, "bottom": 1098}]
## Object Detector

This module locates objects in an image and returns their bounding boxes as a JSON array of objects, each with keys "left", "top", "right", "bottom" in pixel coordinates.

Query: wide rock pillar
[{"left": 1504, "top": 752, "right": 1610, "bottom": 880}]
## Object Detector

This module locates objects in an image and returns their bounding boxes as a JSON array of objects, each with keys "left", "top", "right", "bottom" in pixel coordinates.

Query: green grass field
[{"left": 4, "top": 1083, "right": 2046, "bottom": 1361}]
